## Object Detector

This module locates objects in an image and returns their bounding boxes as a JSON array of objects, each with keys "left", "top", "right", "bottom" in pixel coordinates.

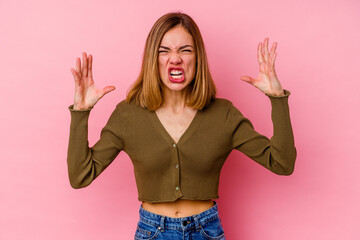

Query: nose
[{"left": 169, "top": 53, "right": 182, "bottom": 65}]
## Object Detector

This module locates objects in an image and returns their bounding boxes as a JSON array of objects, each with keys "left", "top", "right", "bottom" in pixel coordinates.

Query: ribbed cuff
[
  {"left": 265, "top": 89, "right": 291, "bottom": 99},
  {"left": 68, "top": 104, "right": 93, "bottom": 112}
]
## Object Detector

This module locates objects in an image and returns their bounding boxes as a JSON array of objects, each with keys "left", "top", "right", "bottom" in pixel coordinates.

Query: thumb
[
  {"left": 240, "top": 76, "right": 256, "bottom": 84},
  {"left": 99, "top": 86, "right": 116, "bottom": 98}
]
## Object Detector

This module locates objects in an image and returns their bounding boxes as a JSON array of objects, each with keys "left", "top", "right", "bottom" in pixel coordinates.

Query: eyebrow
[{"left": 159, "top": 45, "right": 194, "bottom": 50}]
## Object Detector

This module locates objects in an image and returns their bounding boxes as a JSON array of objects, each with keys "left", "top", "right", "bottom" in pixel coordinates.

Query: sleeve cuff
[
  {"left": 265, "top": 89, "right": 291, "bottom": 99},
  {"left": 68, "top": 104, "right": 93, "bottom": 112}
]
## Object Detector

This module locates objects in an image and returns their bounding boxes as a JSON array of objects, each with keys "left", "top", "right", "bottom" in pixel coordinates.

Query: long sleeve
[
  {"left": 227, "top": 90, "right": 297, "bottom": 175},
  {"left": 67, "top": 103, "right": 125, "bottom": 188}
]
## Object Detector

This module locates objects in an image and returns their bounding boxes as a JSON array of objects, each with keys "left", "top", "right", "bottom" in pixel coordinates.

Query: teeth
[
  {"left": 170, "top": 70, "right": 182, "bottom": 75},
  {"left": 171, "top": 75, "right": 182, "bottom": 79}
]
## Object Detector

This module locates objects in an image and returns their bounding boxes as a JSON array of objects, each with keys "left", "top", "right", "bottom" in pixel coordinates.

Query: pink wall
[{"left": 1, "top": 0, "right": 359, "bottom": 239}]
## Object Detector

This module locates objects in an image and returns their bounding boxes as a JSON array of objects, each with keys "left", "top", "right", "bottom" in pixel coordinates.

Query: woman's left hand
[{"left": 240, "top": 37, "right": 284, "bottom": 96}]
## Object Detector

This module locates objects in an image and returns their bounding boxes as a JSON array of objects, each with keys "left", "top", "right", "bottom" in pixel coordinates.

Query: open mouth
[
  {"left": 168, "top": 68, "right": 185, "bottom": 83},
  {"left": 170, "top": 69, "right": 183, "bottom": 79}
]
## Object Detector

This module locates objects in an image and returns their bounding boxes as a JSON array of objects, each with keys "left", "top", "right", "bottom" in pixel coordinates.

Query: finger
[
  {"left": 82, "top": 52, "right": 88, "bottom": 77},
  {"left": 262, "top": 38, "right": 265, "bottom": 57},
  {"left": 88, "top": 54, "right": 93, "bottom": 78},
  {"left": 270, "top": 42, "right": 277, "bottom": 56},
  {"left": 270, "top": 52, "right": 277, "bottom": 66},
  {"left": 269, "top": 42, "right": 277, "bottom": 65},
  {"left": 70, "top": 68, "right": 80, "bottom": 86},
  {"left": 76, "top": 57, "right": 81, "bottom": 75},
  {"left": 263, "top": 37, "right": 269, "bottom": 62},
  {"left": 257, "top": 42, "right": 264, "bottom": 63}
]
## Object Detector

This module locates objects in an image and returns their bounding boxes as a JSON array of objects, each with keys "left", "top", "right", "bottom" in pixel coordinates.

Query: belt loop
[
  {"left": 160, "top": 216, "right": 165, "bottom": 232},
  {"left": 193, "top": 216, "right": 200, "bottom": 231}
]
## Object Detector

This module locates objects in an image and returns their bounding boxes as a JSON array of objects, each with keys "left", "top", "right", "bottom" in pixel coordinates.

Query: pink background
[{"left": 1, "top": 0, "right": 359, "bottom": 239}]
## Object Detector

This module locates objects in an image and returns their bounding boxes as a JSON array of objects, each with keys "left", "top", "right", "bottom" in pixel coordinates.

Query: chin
[{"left": 162, "top": 80, "right": 192, "bottom": 93}]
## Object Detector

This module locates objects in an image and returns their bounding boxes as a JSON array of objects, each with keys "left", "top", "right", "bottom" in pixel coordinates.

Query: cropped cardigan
[{"left": 67, "top": 90, "right": 296, "bottom": 203}]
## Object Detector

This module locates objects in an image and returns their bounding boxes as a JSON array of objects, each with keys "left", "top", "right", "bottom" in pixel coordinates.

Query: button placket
[{"left": 172, "top": 142, "right": 181, "bottom": 194}]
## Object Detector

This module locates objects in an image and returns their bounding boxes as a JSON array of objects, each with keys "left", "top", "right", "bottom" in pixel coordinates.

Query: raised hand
[
  {"left": 70, "top": 52, "right": 116, "bottom": 110},
  {"left": 240, "top": 38, "right": 284, "bottom": 96}
]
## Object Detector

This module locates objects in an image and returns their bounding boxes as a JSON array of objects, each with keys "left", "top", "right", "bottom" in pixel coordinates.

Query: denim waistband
[{"left": 138, "top": 200, "right": 219, "bottom": 231}]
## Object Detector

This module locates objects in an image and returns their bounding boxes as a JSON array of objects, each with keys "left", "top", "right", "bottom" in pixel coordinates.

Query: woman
[{"left": 68, "top": 12, "right": 296, "bottom": 239}]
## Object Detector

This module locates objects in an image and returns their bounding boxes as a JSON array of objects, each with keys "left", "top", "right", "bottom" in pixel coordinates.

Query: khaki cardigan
[{"left": 67, "top": 90, "right": 296, "bottom": 203}]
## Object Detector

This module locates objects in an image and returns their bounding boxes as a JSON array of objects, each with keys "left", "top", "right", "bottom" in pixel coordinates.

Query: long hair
[{"left": 126, "top": 12, "right": 216, "bottom": 111}]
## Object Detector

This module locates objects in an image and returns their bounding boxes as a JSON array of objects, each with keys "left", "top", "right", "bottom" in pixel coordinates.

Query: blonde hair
[{"left": 126, "top": 12, "right": 216, "bottom": 111}]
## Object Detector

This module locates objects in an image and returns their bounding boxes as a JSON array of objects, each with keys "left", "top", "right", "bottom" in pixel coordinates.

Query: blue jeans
[{"left": 134, "top": 200, "right": 226, "bottom": 240}]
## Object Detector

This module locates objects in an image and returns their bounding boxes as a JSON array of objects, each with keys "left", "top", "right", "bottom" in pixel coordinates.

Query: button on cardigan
[{"left": 67, "top": 90, "right": 296, "bottom": 203}]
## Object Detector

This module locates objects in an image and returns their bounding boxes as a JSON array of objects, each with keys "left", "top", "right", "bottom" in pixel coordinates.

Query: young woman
[{"left": 68, "top": 12, "right": 296, "bottom": 240}]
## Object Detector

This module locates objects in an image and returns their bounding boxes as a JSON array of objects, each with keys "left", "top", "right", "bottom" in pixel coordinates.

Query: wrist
[
  {"left": 73, "top": 104, "right": 92, "bottom": 111},
  {"left": 266, "top": 90, "right": 285, "bottom": 97},
  {"left": 73, "top": 105, "right": 83, "bottom": 110}
]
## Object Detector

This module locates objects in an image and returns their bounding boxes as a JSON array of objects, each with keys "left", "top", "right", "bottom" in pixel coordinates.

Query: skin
[
  {"left": 154, "top": 25, "right": 198, "bottom": 145},
  {"left": 70, "top": 29, "right": 284, "bottom": 217},
  {"left": 240, "top": 37, "right": 285, "bottom": 97},
  {"left": 70, "top": 53, "right": 115, "bottom": 110},
  {"left": 157, "top": 25, "right": 196, "bottom": 105}
]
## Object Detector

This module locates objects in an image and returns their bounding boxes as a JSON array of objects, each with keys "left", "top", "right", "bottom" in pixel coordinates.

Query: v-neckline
[{"left": 146, "top": 108, "right": 203, "bottom": 146}]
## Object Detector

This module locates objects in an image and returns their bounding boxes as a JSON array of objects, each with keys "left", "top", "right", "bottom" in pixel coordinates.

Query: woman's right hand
[{"left": 70, "top": 52, "right": 116, "bottom": 110}]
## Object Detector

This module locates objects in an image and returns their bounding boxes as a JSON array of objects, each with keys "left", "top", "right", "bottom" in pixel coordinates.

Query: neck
[{"left": 161, "top": 87, "right": 190, "bottom": 113}]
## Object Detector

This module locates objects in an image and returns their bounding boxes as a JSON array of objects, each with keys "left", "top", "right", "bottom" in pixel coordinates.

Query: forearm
[
  {"left": 67, "top": 105, "right": 96, "bottom": 188},
  {"left": 267, "top": 90, "right": 297, "bottom": 175}
]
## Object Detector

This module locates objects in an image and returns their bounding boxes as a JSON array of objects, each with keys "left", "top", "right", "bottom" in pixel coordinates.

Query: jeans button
[{"left": 182, "top": 221, "right": 188, "bottom": 226}]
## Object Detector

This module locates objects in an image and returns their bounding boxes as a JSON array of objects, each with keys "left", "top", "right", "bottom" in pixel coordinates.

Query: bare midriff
[{"left": 142, "top": 199, "right": 214, "bottom": 218}]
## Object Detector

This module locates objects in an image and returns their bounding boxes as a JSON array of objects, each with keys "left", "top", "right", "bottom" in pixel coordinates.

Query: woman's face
[{"left": 158, "top": 25, "right": 196, "bottom": 95}]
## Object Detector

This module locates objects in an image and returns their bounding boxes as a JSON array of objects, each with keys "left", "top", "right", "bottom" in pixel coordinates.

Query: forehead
[{"left": 160, "top": 25, "right": 194, "bottom": 47}]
